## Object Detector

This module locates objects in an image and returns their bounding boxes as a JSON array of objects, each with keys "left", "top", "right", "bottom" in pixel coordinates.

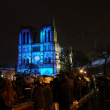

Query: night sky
[{"left": 0, "top": 0, "right": 110, "bottom": 65}]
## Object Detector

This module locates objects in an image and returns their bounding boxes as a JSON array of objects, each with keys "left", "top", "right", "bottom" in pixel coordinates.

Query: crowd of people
[{"left": 0, "top": 72, "right": 97, "bottom": 110}]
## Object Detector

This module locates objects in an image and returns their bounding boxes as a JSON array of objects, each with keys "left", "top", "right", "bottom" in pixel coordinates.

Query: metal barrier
[{"left": 70, "top": 89, "right": 95, "bottom": 110}]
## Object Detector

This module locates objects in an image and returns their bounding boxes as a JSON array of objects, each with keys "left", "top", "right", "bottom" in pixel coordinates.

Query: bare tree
[
  {"left": 59, "top": 49, "right": 72, "bottom": 72},
  {"left": 92, "top": 44, "right": 110, "bottom": 75},
  {"left": 72, "top": 51, "right": 91, "bottom": 73}
]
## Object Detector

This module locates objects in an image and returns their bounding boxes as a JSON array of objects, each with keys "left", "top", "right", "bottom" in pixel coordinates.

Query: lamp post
[
  {"left": 79, "top": 69, "right": 83, "bottom": 78},
  {"left": 80, "top": 69, "right": 83, "bottom": 73},
  {"left": 84, "top": 71, "right": 86, "bottom": 74}
]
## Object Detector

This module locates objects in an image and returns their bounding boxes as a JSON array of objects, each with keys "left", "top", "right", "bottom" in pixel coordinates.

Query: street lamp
[
  {"left": 84, "top": 71, "right": 86, "bottom": 74},
  {"left": 79, "top": 69, "right": 83, "bottom": 78},
  {"left": 80, "top": 69, "right": 83, "bottom": 73}
]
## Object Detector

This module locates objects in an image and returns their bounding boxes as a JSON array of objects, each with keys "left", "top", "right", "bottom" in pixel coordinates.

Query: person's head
[
  {"left": 13, "top": 76, "right": 16, "bottom": 81},
  {"left": 37, "top": 75, "right": 43, "bottom": 84},
  {"left": 62, "top": 73, "right": 67, "bottom": 80}
]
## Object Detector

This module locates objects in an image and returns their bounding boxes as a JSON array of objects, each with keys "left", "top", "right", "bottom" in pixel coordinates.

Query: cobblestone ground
[{"left": 78, "top": 90, "right": 110, "bottom": 110}]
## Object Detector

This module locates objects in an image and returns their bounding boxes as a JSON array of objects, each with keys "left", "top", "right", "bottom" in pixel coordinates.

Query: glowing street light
[
  {"left": 84, "top": 71, "right": 86, "bottom": 74},
  {"left": 80, "top": 69, "right": 83, "bottom": 73}
]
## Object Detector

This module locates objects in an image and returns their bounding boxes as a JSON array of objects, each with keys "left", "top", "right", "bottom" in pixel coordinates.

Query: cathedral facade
[{"left": 17, "top": 21, "right": 60, "bottom": 75}]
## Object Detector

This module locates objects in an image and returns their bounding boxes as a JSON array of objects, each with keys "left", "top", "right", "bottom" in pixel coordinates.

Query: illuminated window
[
  {"left": 45, "top": 58, "right": 47, "bottom": 63},
  {"left": 22, "top": 32, "right": 25, "bottom": 44},
  {"left": 35, "top": 47, "right": 37, "bottom": 51},
  {"left": 48, "top": 30, "right": 50, "bottom": 42},
  {"left": 46, "top": 45, "right": 48, "bottom": 51},
  {"left": 22, "top": 47, "right": 25, "bottom": 52},
  {"left": 26, "top": 47, "right": 29, "bottom": 52},
  {"left": 49, "top": 57, "right": 51, "bottom": 63},
  {"left": 44, "top": 45, "right": 46, "bottom": 51},
  {"left": 32, "top": 47, "right": 35, "bottom": 52},
  {"left": 19, "top": 31, "right": 22, "bottom": 44},
  {"left": 46, "top": 54, "right": 49, "bottom": 57},
  {"left": 37, "top": 47, "right": 40, "bottom": 51},
  {"left": 27, "top": 59, "right": 29, "bottom": 64},
  {"left": 19, "top": 59, "right": 21, "bottom": 64},
  {"left": 27, "top": 32, "right": 29, "bottom": 44},
  {"left": 22, "top": 59, "right": 25, "bottom": 64},
  {"left": 45, "top": 30, "right": 46, "bottom": 42},
  {"left": 33, "top": 47, "right": 40, "bottom": 52},
  {"left": 48, "top": 45, "right": 51, "bottom": 50}
]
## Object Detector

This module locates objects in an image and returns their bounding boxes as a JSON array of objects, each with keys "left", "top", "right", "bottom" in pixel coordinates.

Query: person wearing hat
[
  {"left": 43, "top": 77, "right": 53, "bottom": 110},
  {"left": 32, "top": 75, "right": 45, "bottom": 110}
]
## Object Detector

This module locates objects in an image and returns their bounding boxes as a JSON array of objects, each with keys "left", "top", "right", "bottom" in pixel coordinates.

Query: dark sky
[{"left": 0, "top": 0, "right": 110, "bottom": 65}]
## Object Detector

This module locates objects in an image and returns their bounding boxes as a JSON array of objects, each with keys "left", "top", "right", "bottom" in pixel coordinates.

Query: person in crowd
[
  {"left": 78, "top": 77, "right": 82, "bottom": 100},
  {"left": 58, "top": 73, "right": 72, "bottom": 110},
  {"left": 83, "top": 76, "right": 91, "bottom": 94},
  {"left": 32, "top": 75, "right": 45, "bottom": 110},
  {"left": 105, "top": 78, "right": 110, "bottom": 101},
  {"left": 19, "top": 77, "right": 24, "bottom": 97},
  {"left": 90, "top": 77, "right": 95, "bottom": 91},
  {"left": 1, "top": 78, "right": 17, "bottom": 110},
  {"left": 43, "top": 77, "right": 53, "bottom": 110},
  {"left": 16, "top": 78, "right": 20, "bottom": 97},
  {"left": 31, "top": 78, "right": 38, "bottom": 101},
  {"left": 98, "top": 76, "right": 105, "bottom": 97},
  {"left": 66, "top": 75, "right": 74, "bottom": 103},
  {"left": 12, "top": 76, "right": 20, "bottom": 103},
  {"left": 34, "top": 75, "right": 37, "bottom": 85},
  {"left": 0, "top": 77, "right": 4, "bottom": 90},
  {"left": 82, "top": 78, "right": 87, "bottom": 97},
  {"left": 53, "top": 76, "right": 60, "bottom": 110},
  {"left": 50, "top": 77, "right": 54, "bottom": 94},
  {"left": 12, "top": 76, "right": 17, "bottom": 92},
  {"left": 87, "top": 77, "right": 91, "bottom": 93},
  {"left": 74, "top": 76, "right": 80, "bottom": 101},
  {"left": 23, "top": 75, "right": 32, "bottom": 101}
]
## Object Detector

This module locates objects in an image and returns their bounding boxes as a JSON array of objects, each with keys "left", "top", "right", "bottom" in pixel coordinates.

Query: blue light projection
[{"left": 17, "top": 25, "right": 58, "bottom": 76}]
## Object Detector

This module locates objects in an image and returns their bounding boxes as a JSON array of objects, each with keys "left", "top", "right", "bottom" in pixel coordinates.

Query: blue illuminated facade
[{"left": 17, "top": 22, "right": 60, "bottom": 75}]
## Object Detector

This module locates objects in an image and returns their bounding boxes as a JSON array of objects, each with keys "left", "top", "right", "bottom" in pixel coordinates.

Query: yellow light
[
  {"left": 84, "top": 71, "right": 86, "bottom": 73},
  {"left": 80, "top": 69, "right": 83, "bottom": 73}
]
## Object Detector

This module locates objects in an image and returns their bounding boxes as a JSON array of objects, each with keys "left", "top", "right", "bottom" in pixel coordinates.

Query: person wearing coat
[
  {"left": 1, "top": 78, "right": 16, "bottom": 110},
  {"left": 74, "top": 77, "right": 80, "bottom": 101},
  {"left": 53, "top": 76, "right": 60, "bottom": 110},
  {"left": 105, "top": 79, "right": 110, "bottom": 101},
  {"left": 58, "top": 73, "right": 72, "bottom": 110},
  {"left": 43, "top": 77, "right": 53, "bottom": 110},
  {"left": 32, "top": 75, "right": 45, "bottom": 110}
]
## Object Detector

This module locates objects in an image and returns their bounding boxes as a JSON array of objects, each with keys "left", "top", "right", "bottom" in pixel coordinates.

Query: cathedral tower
[{"left": 17, "top": 21, "right": 60, "bottom": 75}]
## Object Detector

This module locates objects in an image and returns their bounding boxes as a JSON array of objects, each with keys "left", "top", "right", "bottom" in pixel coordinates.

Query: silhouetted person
[{"left": 58, "top": 73, "right": 72, "bottom": 110}]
